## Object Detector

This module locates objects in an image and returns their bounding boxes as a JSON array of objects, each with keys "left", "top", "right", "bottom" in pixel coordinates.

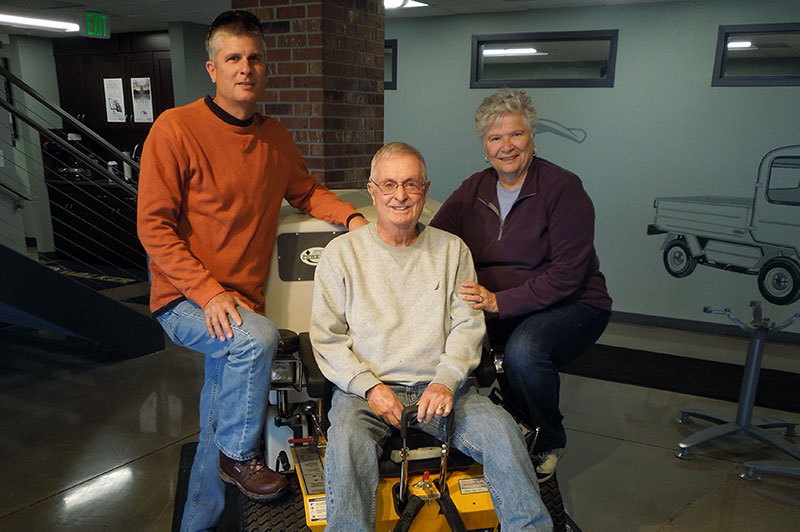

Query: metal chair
[{"left": 675, "top": 301, "right": 800, "bottom": 471}]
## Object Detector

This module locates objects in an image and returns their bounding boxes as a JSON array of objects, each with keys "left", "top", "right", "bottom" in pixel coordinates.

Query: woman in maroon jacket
[{"left": 430, "top": 88, "right": 612, "bottom": 482}]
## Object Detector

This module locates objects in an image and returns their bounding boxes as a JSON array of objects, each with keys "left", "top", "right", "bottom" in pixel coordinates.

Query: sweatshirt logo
[{"left": 300, "top": 247, "right": 325, "bottom": 267}]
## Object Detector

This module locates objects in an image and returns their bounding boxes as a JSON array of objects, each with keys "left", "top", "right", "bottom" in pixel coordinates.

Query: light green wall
[
  {"left": 168, "top": 21, "right": 215, "bottom": 107},
  {"left": 386, "top": 0, "right": 800, "bottom": 325},
  {"left": 4, "top": 35, "right": 59, "bottom": 252}
]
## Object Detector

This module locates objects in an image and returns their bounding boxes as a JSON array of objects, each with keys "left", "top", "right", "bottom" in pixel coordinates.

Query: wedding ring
[
  {"left": 477, "top": 295, "right": 483, "bottom": 303},
  {"left": 436, "top": 404, "right": 445, "bottom": 411}
]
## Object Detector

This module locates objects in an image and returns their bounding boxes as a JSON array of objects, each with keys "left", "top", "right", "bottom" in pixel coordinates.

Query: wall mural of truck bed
[{"left": 647, "top": 145, "right": 800, "bottom": 305}]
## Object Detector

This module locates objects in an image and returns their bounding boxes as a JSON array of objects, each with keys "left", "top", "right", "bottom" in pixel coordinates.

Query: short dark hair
[{"left": 206, "top": 10, "right": 266, "bottom": 61}]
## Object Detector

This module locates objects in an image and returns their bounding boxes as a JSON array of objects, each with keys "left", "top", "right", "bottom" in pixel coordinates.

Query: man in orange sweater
[{"left": 136, "top": 10, "right": 366, "bottom": 531}]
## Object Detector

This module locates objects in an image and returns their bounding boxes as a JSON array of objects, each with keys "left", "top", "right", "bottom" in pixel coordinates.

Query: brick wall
[{"left": 231, "top": 0, "right": 385, "bottom": 188}]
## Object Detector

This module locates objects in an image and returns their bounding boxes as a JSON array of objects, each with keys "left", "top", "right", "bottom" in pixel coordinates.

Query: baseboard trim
[
  {"left": 612, "top": 311, "right": 800, "bottom": 346},
  {"left": 568, "top": 343, "right": 800, "bottom": 413}
]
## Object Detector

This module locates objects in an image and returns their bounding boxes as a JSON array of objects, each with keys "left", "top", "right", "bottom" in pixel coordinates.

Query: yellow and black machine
[
  {"left": 239, "top": 329, "right": 510, "bottom": 531},
  {"left": 238, "top": 329, "right": 568, "bottom": 531},
  {"left": 234, "top": 191, "right": 568, "bottom": 531},
  {"left": 287, "top": 402, "right": 502, "bottom": 532}
]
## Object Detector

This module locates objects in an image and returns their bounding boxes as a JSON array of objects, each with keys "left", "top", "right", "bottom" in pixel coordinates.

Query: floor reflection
[{"left": 0, "top": 324, "right": 798, "bottom": 531}]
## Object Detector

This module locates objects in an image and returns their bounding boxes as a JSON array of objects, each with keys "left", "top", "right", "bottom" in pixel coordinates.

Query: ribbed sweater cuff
[
  {"left": 431, "top": 367, "right": 462, "bottom": 395},
  {"left": 349, "top": 372, "right": 382, "bottom": 399}
]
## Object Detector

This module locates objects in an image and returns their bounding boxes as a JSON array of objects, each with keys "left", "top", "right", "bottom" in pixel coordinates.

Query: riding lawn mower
[{"left": 178, "top": 190, "right": 572, "bottom": 531}]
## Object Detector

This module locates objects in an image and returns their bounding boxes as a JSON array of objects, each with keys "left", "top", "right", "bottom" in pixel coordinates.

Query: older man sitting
[{"left": 309, "top": 142, "right": 552, "bottom": 531}]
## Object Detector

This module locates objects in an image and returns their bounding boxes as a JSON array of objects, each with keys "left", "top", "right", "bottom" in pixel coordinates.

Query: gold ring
[{"left": 436, "top": 405, "right": 445, "bottom": 410}]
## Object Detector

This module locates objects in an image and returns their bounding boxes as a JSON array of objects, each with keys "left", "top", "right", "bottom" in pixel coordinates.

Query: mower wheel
[{"left": 238, "top": 474, "right": 310, "bottom": 532}]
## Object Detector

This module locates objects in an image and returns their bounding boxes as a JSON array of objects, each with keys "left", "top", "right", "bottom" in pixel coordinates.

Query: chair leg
[
  {"left": 752, "top": 417, "right": 800, "bottom": 437},
  {"left": 676, "top": 423, "right": 743, "bottom": 460},
  {"left": 677, "top": 409, "right": 732, "bottom": 426},
  {"left": 745, "top": 426, "right": 800, "bottom": 461},
  {"left": 753, "top": 417, "right": 794, "bottom": 429},
  {"left": 740, "top": 459, "right": 800, "bottom": 482},
  {"left": 676, "top": 422, "right": 800, "bottom": 462}
]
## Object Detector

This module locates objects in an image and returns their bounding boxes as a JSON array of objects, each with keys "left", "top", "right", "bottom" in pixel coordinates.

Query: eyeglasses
[
  {"left": 369, "top": 179, "right": 427, "bottom": 195},
  {"left": 209, "top": 10, "right": 263, "bottom": 33}
]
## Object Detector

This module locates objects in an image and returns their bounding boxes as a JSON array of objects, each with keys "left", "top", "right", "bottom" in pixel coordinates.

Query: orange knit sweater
[{"left": 137, "top": 99, "right": 358, "bottom": 314}]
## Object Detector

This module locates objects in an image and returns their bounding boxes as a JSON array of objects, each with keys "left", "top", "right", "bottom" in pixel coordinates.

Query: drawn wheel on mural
[
  {"left": 663, "top": 239, "right": 697, "bottom": 278},
  {"left": 757, "top": 257, "right": 800, "bottom": 305}
]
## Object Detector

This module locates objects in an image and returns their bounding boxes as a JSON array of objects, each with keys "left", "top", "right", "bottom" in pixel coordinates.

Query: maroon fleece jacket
[{"left": 430, "top": 156, "right": 612, "bottom": 320}]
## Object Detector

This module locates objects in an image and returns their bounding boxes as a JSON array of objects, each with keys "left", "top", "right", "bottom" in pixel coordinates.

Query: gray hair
[
  {"left": 370, "top": 142, "right": 428, "bottom": 182},
  {"left": 206, "top": 18, "right": 267, "bottom": 61},
  {"left": 475, "top": 88, "right": 538, "bottom": 140}
]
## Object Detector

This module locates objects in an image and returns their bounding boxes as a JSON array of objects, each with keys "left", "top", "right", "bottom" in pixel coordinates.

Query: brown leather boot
[{"left": 219, "top": 451, "right": 288, "bottom": 500}]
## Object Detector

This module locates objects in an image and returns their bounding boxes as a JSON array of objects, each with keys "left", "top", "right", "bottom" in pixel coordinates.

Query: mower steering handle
[
  {"left": 399, "top": 403, "right": 456, "bottom": 440},
  {"left": 400, "top": 405, "right": 418, "bottom": 440}
]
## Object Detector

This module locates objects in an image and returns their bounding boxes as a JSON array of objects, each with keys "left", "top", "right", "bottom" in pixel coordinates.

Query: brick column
[{"left": 232, "top": 0, "right": 384, "bottom": 188}]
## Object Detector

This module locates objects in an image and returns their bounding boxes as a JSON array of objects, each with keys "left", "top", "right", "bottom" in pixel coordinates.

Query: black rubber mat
[
  {"left": 172, "top": 442, "right": 239, "bottom": 531},
  {"left": 563, "top": 343, "right": 800, "bottom": 413}
]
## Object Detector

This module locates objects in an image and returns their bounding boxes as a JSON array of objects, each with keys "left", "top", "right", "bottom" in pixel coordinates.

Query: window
[
  {"left": 767, "top": 157, "right": 800, "bottom": 205},
  {"left": 385, "top": 39, "right": 397, "bottom": 90},
  {"left": 470, "top": 30, "right": 618, "bottom": 89},
  {"left": 712, "top": 23, "right": 800, "bottom": 86}
]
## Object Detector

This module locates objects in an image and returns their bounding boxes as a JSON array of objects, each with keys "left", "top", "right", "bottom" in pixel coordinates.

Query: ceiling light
[
  {"left": 0, "top": 13, "right": 79, "bottom": 32},
  {"left": 483, "top": 48, "right": 547, "bottom": 57},
  {"left": 727, "top": 41, "right": 753, "bottom": 49},
  {"left": 385, "top": 0, "right": 428, "bottom": 9}
]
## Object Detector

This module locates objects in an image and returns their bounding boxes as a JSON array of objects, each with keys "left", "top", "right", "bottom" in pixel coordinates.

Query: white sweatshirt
[{"left": 310, "top": 223, "right": 485, "bottom": 397}]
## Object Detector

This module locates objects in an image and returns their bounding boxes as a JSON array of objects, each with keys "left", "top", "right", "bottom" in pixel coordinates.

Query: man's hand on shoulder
[
  {"left": 347, "top": 214, "right": 368, "bottom": 231},
  {"left": 365, "top": 383, "right": 404, "bottom": 428},
  {"left": 203, "top": 292, "right": 252, "bottom": 340}
]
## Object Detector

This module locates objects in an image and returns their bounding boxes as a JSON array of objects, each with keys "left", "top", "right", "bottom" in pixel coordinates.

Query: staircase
[{"left": 0, "top": 63, "right": 164, "bottom": 357}]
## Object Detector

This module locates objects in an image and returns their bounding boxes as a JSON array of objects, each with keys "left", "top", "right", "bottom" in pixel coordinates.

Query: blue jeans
[
  {"left": 491, "top": 301, "right": 611, "bottom": 454},
  {"left": 157, "top": 299, "right": 279, "bottom": 532},
  {"left": 324, "top": 383, "right": 552, "bottom": 531}
]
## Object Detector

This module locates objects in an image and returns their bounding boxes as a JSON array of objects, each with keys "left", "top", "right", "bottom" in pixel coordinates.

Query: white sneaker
[{"left": 534, "top": 448, "right": 563, "bottom": 483}]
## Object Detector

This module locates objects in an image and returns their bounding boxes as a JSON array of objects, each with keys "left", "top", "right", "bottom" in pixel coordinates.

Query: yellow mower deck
[{"left": 291, "top": 444, "right": 499, "bottom": 531}]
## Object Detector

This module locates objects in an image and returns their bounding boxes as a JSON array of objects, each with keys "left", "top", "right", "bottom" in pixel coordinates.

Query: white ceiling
[
  {"left": 0, "top": 0, "right": 687, "bottom": 35},
  {"left": 0, "top": 0, "right": 228, "bottom": 35}
]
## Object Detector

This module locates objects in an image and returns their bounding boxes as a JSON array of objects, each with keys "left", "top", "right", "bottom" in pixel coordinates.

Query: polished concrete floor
[{"left": 1, "top": 315, "right": 800, "bottom": 531}]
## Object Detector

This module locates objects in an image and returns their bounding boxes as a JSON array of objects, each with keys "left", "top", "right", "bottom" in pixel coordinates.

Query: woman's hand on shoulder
[{"left": 459, "top": 281, "right": 498, "bottom": 313}]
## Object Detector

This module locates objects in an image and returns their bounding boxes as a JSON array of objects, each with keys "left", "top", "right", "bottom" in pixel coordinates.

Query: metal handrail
[
  {"left": 0, "top": 97, "right": 138, "bottom": 196},
  {"left": 0, "top": 63, "right": 139, "bottom": 180},
  {"left": 0, "top": 64, "right": 149, "bottom": 289}
]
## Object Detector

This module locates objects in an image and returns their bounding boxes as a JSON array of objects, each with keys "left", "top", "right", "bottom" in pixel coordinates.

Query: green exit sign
[{"left": 82, "top": 12, "right": 110, "bottom": 39}]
